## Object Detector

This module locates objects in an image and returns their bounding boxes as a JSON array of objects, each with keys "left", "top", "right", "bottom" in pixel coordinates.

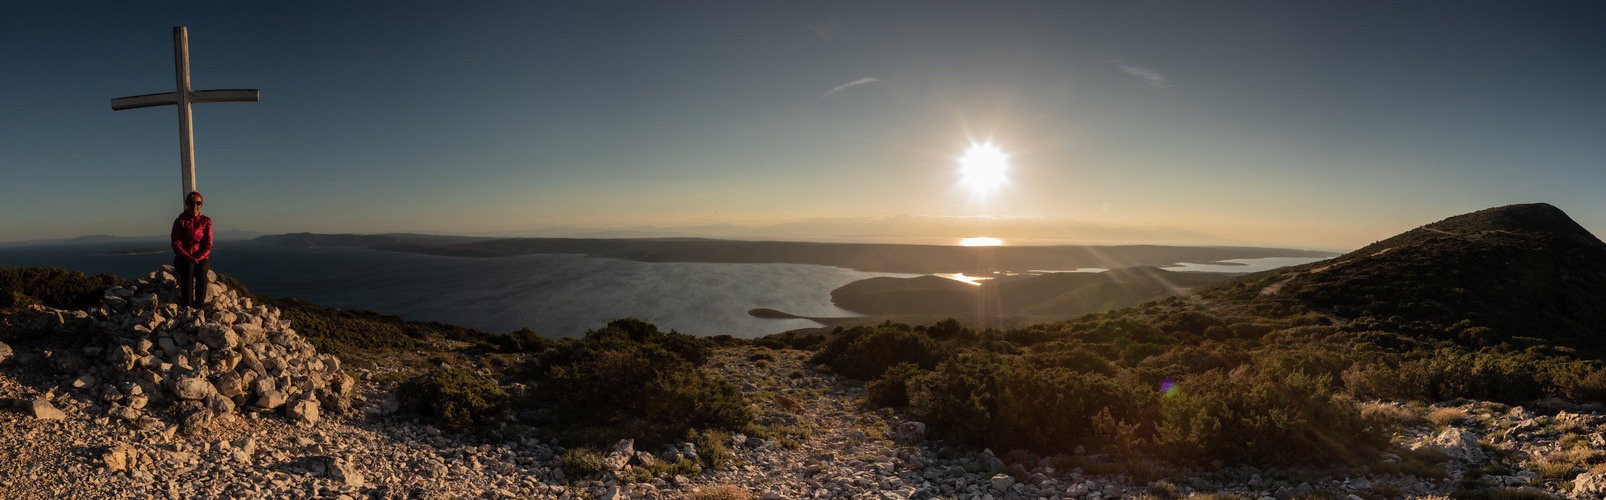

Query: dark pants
[{"left": 174, "top": 257, "right": 210, "bottom": 309}]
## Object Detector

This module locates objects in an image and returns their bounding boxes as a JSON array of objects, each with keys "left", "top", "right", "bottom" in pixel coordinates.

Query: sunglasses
[{"left": 188, "top": 200, "right": 203, "bottom": 206}]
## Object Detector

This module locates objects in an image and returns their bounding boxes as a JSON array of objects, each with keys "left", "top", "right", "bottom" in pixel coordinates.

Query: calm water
[
  {"left": 1160, "top": 257, "right": 1329, "bottom": 273},
  {"left": 0, "top": 240, "right": 914, "bottom": 339}
]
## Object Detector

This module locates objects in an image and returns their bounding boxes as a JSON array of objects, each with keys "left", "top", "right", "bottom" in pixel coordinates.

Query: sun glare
[
  {"left": 960, "top": 237, "right": 1002, "bottom": 246},
  {"left": 959, "top": 142, "right": 1009, "bottom": 196}
]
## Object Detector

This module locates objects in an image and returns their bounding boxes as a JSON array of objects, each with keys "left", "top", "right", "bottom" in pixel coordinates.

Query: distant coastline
[
  {"left": 104, "top": 248, "right": 168, "bottom": 256},
  {"left": 254, "top": 232, "right": 1340, "bottom": 275}
]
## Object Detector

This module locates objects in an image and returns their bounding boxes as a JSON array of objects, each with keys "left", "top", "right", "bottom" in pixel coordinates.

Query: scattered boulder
[
  {"left": 287, "top": 398, "right": 320, "bottom": 425},
  {"left": 991, "top": 474, "right": 1016, "bottom": 492},
  {"left": 1415, "top": 427, "right": 1487, "bottom": 462},
  {"left": 174, "top": 377, "right": 214, "bottom": 400},
  {"left": 603, "top": 439, "right": 635, "bottom": 471},
  {"left": 101, "top": 444, "right": 151, "bottom": 472},
  {"left": 1574, "top": 472, "right": 1606, "bottom": 499},
  {"left": 896, "top": 421, "right": 927, "bottom": 443},
  {"left": 0, "top": 341, "right": 12, "bottom": 365},
  {"left": 29, "top": 398, "right": 65, "bottom": 420},
  {"left": 329, "top": 459, "right": 365, "bottom": 487}
]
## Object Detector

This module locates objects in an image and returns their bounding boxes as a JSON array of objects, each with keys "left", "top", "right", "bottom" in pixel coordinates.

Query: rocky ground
[{"left": 3, "top": 273, "right": 1606, "bottom": 499}]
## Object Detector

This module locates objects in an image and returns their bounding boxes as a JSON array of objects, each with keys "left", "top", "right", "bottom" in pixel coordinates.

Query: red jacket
[{"left": 171, "top": 212, "right": 213, "bottom": 262}]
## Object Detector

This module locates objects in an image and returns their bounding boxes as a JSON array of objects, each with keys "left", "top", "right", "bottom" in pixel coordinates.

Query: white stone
[
  {"left": 256, "top": 389, "right": 287, "bottom": 409},
  {"left": 29, "top": 399, "right": 65, "bottom": 420},
  {"left": 175, "top": 377, "right": 215, "bottom": 400}
]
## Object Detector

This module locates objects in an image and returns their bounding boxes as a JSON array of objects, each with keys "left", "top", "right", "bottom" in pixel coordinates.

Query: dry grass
[
  {"left": 773, "top": 393, "right": 803, "bottom": 413},
  {"left": 685, "top": 485, "right": 753, "bottom": 500},
  {"left": 1427, "top": 407, "right": 1469, "bottom": 426},
  {"left": 1522, "top": 459, "right": 1577, "bottom": 479},
  {"left": 1362, "top": 402, "right": 1422, "bottom": 426}
]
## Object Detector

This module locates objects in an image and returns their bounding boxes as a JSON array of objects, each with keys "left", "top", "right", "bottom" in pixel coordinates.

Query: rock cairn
[{"left": 8, "top": 266, "right": 353, "bottom": 430}]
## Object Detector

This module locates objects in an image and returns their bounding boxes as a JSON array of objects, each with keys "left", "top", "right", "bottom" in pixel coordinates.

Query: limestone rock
[
  {"left": 177, "top": 400, "right": 213, "bottom": 431},
  {"left": 214, "top": 371, "right": 245, "bottom": 397},
  {"left": 329, "top": 459, "right": 365, "bottom": 487},
  {"left": 1575, "top": 472, "right": 1606, "bottom": 500},
  {"left": 1, "top": 341, "right": 15, "bottom": 366},
  {"left": 604, "top": 439, "right": 635, "bottom": 471},
  {"left": 1416, "top": 427, "right": 1487, "bottom": 462},
  {"left": 29, "top": 399, "right": 65, "bottom": 420},
  {"left": 897, "top": 421, "right": 927, "bottom": 443},
  {"left": 102, "top": 444, "right": 149, "bottom": 472},
  {"left": 991, "top": 474, "right": 1017, "bottom": 492},
  {"left": 197, "top": 323, "right": 240, "bottom": 350},
  {"left": 175, "top": 377, "right": 215, "bottom": 400},
  {"left": 288, "top": 398, "right": 320, "bottom": 424},
  {"left": 206, "top": 392, "right": 235, "bottom": 415},
  {"left": 108, "top": 403, "right": 141, "bottom": 421}
]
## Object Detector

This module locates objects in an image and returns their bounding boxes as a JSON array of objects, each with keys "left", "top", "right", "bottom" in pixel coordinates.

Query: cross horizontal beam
[{"left": 111, "top": 89, "right": 259, "bottom": 111}]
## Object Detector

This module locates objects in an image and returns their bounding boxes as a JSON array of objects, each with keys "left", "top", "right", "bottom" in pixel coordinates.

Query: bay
[{"left": 0, "top": 240, "right": 915, "bottom": 339}]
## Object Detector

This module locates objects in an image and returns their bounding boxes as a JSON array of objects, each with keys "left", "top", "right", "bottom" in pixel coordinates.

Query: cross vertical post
[
  {"left": 112, "top": 26, "right": 259, "bottom": 208},
  {"left": 174, "top": 26, "right": 196, "bottom": 203}
]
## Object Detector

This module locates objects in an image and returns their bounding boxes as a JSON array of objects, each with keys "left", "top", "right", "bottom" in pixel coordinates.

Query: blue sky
[{"left": 2, "top": 1, "right": 1603, "bottom": 249}]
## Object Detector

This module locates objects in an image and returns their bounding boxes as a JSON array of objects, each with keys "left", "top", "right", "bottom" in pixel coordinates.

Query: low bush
[
  {"left": 908, "top": 350, "right": 1010, "bottom": 446},
  {"left": 525, "top": 319, "right": 749, "bottom": 445},
  {"left": 865, "top": 362, "right": 926, "bottom": 408},
  {"left": 396, "top": 367, "right": 509, "bottom": 431},
  {"left": 0, "top": 266, "right": 126, "bottom": 311},
  {"left": 1360, "top": 402, "right": 1422, "bottom": 429},
  {"left": 1428, "top": 408, "right": 1469, "bottom": 427},
  {"left": 493, "top": 327, "right": 552, "bottom": 353},
  {"left": 562, "top": 446, "right": 605, "bottom": 477},
  {"left": 811, "top": 323, "right": 949, "bottom": 380},
  {"left": 692, "top": 429, "right": 737, "bottom": 470},
  {"left": 1153, "top": 368, "right": 1386, "bottom": 465}
]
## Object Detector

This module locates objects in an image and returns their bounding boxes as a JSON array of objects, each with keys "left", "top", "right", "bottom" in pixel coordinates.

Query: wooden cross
[{"left": 112, "top": 26, "right": 258, "bottom": 208}]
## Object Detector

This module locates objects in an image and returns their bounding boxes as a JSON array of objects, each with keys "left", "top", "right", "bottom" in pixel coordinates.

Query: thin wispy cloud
[
  {"left": 806, "top": 21, "right": 852, "bottom": 42},
  {"left": 1117, "top": 61, "right": 1169, "bottom": 89},
  {"left": 823, "top": 77, "right": 880, "bottom": 97}
]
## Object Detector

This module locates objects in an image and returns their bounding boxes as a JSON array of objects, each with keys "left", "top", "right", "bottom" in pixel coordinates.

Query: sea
[
  {"left": 0, "top": 240, "right": 916, "bottom": 339},
  {"left": 0, "top": 240, "right": 1328, "bottom": 339}
]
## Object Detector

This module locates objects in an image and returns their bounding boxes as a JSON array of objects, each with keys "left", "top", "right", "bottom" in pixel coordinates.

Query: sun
[{"left": 959, "top": 142, "right": 1009, "bottom": 196}]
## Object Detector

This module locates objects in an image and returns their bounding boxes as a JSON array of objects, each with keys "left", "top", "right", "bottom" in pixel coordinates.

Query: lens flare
[{"left": 1161, "top": 379, "right": 1179, "bottom": 398}]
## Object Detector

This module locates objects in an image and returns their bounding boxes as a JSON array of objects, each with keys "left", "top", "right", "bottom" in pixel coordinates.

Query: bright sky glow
[
  {"left": 959, "top": 143, "right": 1009, "bottom": 198},
  {"left": 959, "top": 237, "right": 1003, "bottom": 247},
  {"left": 1, "top": 2, "right": 1604, "bottom": 249}
]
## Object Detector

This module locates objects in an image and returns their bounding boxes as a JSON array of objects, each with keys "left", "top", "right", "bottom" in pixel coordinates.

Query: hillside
[
  {"left": 830, "top": 266, "right": 1237, "bottom": 317},
  {"left": 1207, "top": 202, "right": 1606, "bottom": 358}
]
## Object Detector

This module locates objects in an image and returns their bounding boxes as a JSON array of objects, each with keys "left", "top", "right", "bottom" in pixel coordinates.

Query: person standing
[{"left": 171, "top": 191, "right": 213, "bottom": 311}]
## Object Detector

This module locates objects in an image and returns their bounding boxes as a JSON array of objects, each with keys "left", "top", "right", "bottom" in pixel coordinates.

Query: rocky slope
[{"left": 6, "top": 285, "right": 1606, "bottom": 500}]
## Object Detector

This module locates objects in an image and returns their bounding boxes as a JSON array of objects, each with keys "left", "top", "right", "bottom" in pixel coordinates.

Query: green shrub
[
  {"left": 811, "top": 323, "right": 949, "bottom": 380},
  {"left": 865, "top": 362, "right": 927, "bottom": 408},
  {"left": 908, "top": 350, "right": 1010, "bottom": 446},
  {"left": 692, "top": 430, "right": 737, "bottom": 470},
  {"left": 748, "top": 349, "right": 775, "bottom": 362},
  {"left": 1006, "top": 367, "right": 1153, "bottom": 454},
  {"left": 526, "top": 319, "right": 749, "bottom": 444},
  {"left": 396, "top": 367, "right": 509, "bottom": 431},
  {"left": 1343, "top": 349, "right": 1543, "bottom": 403},
  {"left": 0, "top": 266, "right": 126, "bottom": 311},
  {"left": 494, "top": 327, "right": 552, "bottom": 353},
  {"left": 563, "top": 446, "right": 605, "bottom": 477},
  {"left": 1153, "top": 368, "right": 1386, "bottom": 465}
]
